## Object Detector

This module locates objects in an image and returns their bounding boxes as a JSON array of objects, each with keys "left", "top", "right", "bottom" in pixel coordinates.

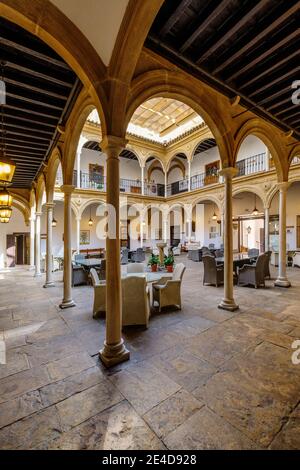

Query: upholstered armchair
[
  {"left": 72, "top": 262, "right": 88, "bottom": 287},
  {"left": 122, "top": 276, "right": 150, "bottom": 328},
  {"left": 74, "top": 253, "right": 85, "bottom": 264},
  {"left": 248, "top": 248, "right": 259, "bottom": 263},
  {"left": 238, "top": 254, "right": 266, "bottom": 288},
  {"left": 127, "top": 263, "right": 145, "bottom": 273},
  {"left": 202, "top": 255, "right": 224, "bottom": 287},
  {"left": 90, "top": 268, "right": 106, "bottom": 318},
  {"left": 97, "top": 259, "right": 106, "bottom": 281},
  {"left": 131, "top": 247, "right": 145, "bottom": 263},
  {"left": 173, "top": 243, "right": 182, "bottom": 256},
  {"left": 152, "top": 263, "right": 186, "bottom": 312}
]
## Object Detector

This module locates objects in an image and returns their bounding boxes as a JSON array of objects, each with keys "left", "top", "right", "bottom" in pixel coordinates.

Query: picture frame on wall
[{"left": 80, "top": 230, "right": 90, "bottom": 245}]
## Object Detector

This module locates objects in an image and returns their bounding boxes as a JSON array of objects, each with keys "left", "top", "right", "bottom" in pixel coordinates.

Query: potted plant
[
  {"left": 148, "top": 253, "right": 159, "bottom": 272},
  {"left": 164, "top": 254, "right": 175, "bottom": 273}
]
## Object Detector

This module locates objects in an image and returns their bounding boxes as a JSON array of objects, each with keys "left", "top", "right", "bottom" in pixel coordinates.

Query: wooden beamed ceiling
[
  {"left": 0, "top": 18, "right": 82, "bottom": 189},
  {"left": 146, "top": 0, "right": 300, "bottom": 141}
]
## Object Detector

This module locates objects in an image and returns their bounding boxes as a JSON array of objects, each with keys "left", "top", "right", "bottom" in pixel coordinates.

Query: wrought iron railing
[
  {"left": 235, "top": 153, "right": 266, "bottom": 177},
  {"left": 167, "top": 178, "right": 189, "bottom": 196}
]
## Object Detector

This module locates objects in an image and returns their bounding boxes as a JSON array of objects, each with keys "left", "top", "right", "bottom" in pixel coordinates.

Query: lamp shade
[
  {"left": 0, "top": 207, "right": 12, "bottom": 219},
  {"left": 0, "top": 217, "right": 10, "bottom": 223},
  {"left": 0, "top": 158, "right": 16, "bottom": 186},
  {"left": 52, "top": 217, "right": 57, "bottom": 227},
  {"left": 0, "top": 188, "right": 12, "bottom": 207}
]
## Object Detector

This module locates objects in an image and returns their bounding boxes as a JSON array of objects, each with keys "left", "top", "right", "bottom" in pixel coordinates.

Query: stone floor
[{"left": 0, "top": 256, "right": 300, "bottom": 450}]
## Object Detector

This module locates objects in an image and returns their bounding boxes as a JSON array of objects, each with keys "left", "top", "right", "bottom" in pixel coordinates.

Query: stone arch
[
  {"left": 78, "top": 198, "right": 107, "bottom": 219},
  {"left": 46, "top": 147, "right": 62, "bottom": 203},
  {"left": 147, "top": 157, "right": 166, "bottom": 180},
  {"left": 191, "top": 194, "right": 223, "bottom": 213},
  {"left": 11, "top": 200, "right": 29, "bottom": 225},
  {"left": 63, "top": 97, "right": 102, "bottom": 185},
  {"left": 35, "top": 174, "right": 46, "bottom": 213},
  {"left": 232, "top": 185, "right": 267, "bottom": 208},
  {"left": 126, "top": 70, "right": 233, "bottom": 167},
  {"left": 288, "top": 144, "right": 300, "bottom": 170},
  {"left": 234, "top": 119, "right": 286, "bottom": 182},
  {"left": 191, "top": 138, "right": 217, "bottom": 162},
  {"left": 166, "top": 154, "right": 187, "bottom": 175}
]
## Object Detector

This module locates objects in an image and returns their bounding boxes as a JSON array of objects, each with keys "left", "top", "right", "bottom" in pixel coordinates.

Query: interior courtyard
[{"left": 0, "top": 0, "right": 300, "bottom": 451}]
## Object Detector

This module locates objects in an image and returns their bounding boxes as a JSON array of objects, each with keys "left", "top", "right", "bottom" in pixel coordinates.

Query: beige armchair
[
  {"left": 152, "top": 263, "right": 186, "bottom": 312},
  {"left": 90, "top": 268, "right": 106, "bottom": 318},
  {"left": 122, "top": 276, "right": 150, "bottom": 328}
]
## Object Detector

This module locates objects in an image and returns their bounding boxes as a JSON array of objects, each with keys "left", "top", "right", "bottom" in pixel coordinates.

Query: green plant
[
  {"left": 148, "top": 253, "right": 159, "bottom": 266},
  {"left": 164, "top": 254, "right": 175, "bottom": 266}
]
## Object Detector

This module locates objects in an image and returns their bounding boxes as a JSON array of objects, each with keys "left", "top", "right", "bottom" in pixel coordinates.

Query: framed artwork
[{"left": 80, "top": 230, "right": 90, "bottom": 245}]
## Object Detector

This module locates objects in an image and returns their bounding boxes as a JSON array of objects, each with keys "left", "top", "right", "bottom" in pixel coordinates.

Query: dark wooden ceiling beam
[
  {"left": 248, "top": 67, "right": 299, "bottom": 98},
  {"left": 196, "top": 0, "right": 270, "bottom": 65},
  {"left": 239, "top": 50, "right": 299, "bottom": 90},
  {"left": 160, "top": 0, "right": 195, "bottom": 37},
  {"left": 227, "top": 30, "right": 299, "bottom": 81},
  {"left": 6, "top": 62, "right": 73, "bottom": 88},
  {"left": 6, "top": 92, "right": 63, "bottom": 111},
  {"left": 5, "top": 104, "right": 59, "bottom": 120},
  {"left": 4, "top": 122, "right": 54, "bottom": 136},
  {"left": 2, "top": 129, "right": 51, "bottom": 142},
  {"left": 213, "top": 2, "right": 299, "bottom": 73},
  {"left": 4, "top": 77, "right": 68, "bottom": 100},
  {"left": 179, "top": 0, "right": 228, "bottom": 53},
  {"left": 1, "top": 37, "right": 70, "bottom": 70},
  {"left": 3, "top": 110, "right": 56, "bottom": 129}
]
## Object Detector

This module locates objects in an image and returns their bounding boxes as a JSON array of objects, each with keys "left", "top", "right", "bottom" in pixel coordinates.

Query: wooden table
[
  {"left": 215, "top": 254, "right": 257, "bottom": 274},
  {"left": 76, "top": 258, "right": 103, "bottom": 269}
]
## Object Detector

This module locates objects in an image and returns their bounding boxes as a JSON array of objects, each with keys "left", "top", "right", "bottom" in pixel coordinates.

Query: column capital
[
  {"left": 46, "top": 202, "right": 55, "bottom": 209},
  {"left": 60, "top": 184, "right": 75, "bottom": 195},
  {"left": 35, "top": 211, "right": 42, "bottom": 217},
  {"left": 101, "top": 135, "right": 128, "bottom": 156},
  {"left": 277, "top": 181, "right": 290, "bottom": 192},
  {"left": 76, "top": 216, "right": 81, "bottom": 222},
  {"left": 219, "top": 167, "right": 238, "bottom": 179}
]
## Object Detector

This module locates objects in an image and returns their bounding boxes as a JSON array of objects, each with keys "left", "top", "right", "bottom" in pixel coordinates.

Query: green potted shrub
[
  {"left": 148, "top": 253, "right": 159, "bottom": 272},
  {"left": 164, "top": 254, "right": 175, "bottom": 273}
]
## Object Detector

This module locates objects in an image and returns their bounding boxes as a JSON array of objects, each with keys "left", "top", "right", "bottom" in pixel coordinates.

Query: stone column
[
  {"left": 99, "top": 136, "right": 129, "bottom": 367},
  {"left": 76, "top": 216, "right": 81, "bottom": 254},
  {"left": 188, "top": 160, "right": 191, "bottom": 192},
  {"left": 76, "top": 136, "right": 87, "bottom": 188},
  {"left": 218, "top": 168, "right": 239, "bottom": 311},
  {"left": 28, "top": 214, "right": 35, "bottom": 270},
  {"left": 34, "top": 212, "right": 42, "bottom": 277},
  {"left": 163, "top": 215, "right": 168, "bottom": 243},
  {"left": 164, "top": 172, "right": 168, "bottom": 197},
  {"left": 141, "top": 166, "right": 145, "bottom": 195},
  {"left": 275, "top": 182, "right": 291, "bottom": 288},
  {"left": 44, "top": 203, "right": 55, "bottom": 287},
  {"left": 59, "top": 185, "right": 76, "bottom": 308},
  {"left": 264, "top": 207, "right": 270, "bottom": 252}
]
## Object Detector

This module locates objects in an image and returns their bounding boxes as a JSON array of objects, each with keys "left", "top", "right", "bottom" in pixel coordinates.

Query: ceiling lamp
[
  {"left": 252, "top": 194, "right": 259, "bottom": 216},
  {"left": 0, "top": 216, "right": 10, "bottom": 223},
  {"left": 88, "top": 207, "right": 93, "bottom": 226},
  {"left": 52, "top": 217, "right": 57, "bottom": 227},
  {"left": 0, "top": 62, "right": 16, "bottom": 186},
  {"left": 212, "top": 203, "right": 217, "bottom": 221},
  {"left": 0, "top": 206, "right": 12, "bottom": 219},
  {"left": 0, "top": 187, "right": 12, "bottom": 207}
]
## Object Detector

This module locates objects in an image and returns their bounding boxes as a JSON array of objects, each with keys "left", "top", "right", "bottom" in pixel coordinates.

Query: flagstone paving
[{"left": 0, "top": 256, "right": 300, "bottom": 450}]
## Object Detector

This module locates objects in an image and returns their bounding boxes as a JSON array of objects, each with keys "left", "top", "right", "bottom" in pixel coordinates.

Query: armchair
[
  {"left": 238, "top": 254, "right": 266, "bottom": 288},
  {"left": 121, "top": 248, "right": 129, "bottom": 265},
  {"left": 202, "top": 255, "right": 224, "bottom": 287},
  {"left": 122, "top": 276, "right": 150, "bottom": 327},
  {"left": 72, "top": 262, "right": 88, "bottom": 287},
  {"left": 131, "top": 247, "right": 145, "bottom": 263},
  {"left": 248, "top": 248, "right": 259, "bottom": 263},
  {"left": 90, "top": 268, "right": 106, "bottom": 318},
  {"left": 264, "top": 250, "right": 272, "bottom": 279},
  {"left": 96, "top": 259, "right": 106, "bottom": 281},
  {"left": 152, "top": 262, "right": 186, "bottom": 312},
  {"left": 173, "top": 243, "right": 182, "bottom": 256}
]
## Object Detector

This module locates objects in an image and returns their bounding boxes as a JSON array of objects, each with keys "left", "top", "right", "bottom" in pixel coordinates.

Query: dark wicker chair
[
  {"left": 215, "top": 249, "right": 224, "bottom": 258},
  {"left": 264, "top": 250, "right": 272, "bottom": 279},
  {"left": 190, "top": 249, "right": 202, "bottom": 261},
  {"left": 131, "top": 247, "right": 145, "bottom": 263},
  {"left": 72, "top": 262, "right": 88, "bottom": 287},
  {"left": 74, "top": 253, "right": 85, "bottom": 264},
  {"left": 248, "top": 248, "right": 259, "bottom": 263},
  {"left": 202, "top": 246, "right": 211, "bottom": 257},
  {"left": 238, "top": 254, "right": 266, "bottom": 288},
  {"left": 203, "top": 255, "right": 224, "bottom": 287}
]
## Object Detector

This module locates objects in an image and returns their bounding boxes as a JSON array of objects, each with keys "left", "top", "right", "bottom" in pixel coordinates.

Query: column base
[
  {"left": 43, "top": 281, "right": 55, "bottom": 288},
  {"left": 218, "top": 298, "right": 239, "bottom": 311},
  {"left": 99, "top": 339, "right": 130, "bottom": 368},
  {"left": 59, "top": 299, "right": 76, "bottom": 309},
  {"left": 34, "top": 272, "right": 42, "bottom": 277},
  {"left": 28, "top": 265, "right": 35, "bottom": 271},
  {"left": 274, "top": 278, "right": 291, "bottom": 288}
]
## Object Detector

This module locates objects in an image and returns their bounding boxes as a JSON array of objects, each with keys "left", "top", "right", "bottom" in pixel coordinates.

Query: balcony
[{"left": 235, "top": 152, "right": 266, "bottom": 177}]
